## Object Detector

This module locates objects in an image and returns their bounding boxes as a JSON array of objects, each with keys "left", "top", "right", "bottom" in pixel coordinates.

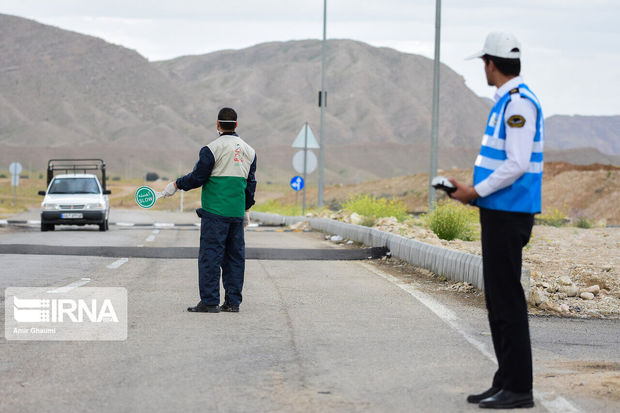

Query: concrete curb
[{"left": 250, "top": 211, "right": 530, "bottom": 294}]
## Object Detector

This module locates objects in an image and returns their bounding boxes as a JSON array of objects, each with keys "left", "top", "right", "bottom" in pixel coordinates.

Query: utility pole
[
  {"left": 428, "top": 0, "right": 442, "bottom": 211},
  {"left": 318, "top": 0, "right": 327, "bottom": 207}
]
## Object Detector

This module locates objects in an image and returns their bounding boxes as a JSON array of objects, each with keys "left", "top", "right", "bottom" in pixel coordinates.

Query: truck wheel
[
  {"left": 99, "top": 220, "right": 107, "bottom": 232},
  {"left": 41, "top": 223, "right": 48, "bottom": 232}
]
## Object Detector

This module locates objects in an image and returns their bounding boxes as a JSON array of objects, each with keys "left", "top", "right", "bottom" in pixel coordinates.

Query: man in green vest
[{"left": 161, "top": 107, "right": 257, "bottom": 313}]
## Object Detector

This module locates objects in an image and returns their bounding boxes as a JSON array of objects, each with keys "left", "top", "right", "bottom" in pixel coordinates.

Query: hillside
[
  {"left": 269, "top": 162, "right": 620, "bottom": 225},
  {"left": 0, "top": 14, "right": 617, "bottom": 185},
  {"left": 546, "top": 115, "right": 620, "bottom": 155},
  {"left": 0, "top": 13, "right": 207, "bottom": 174}
]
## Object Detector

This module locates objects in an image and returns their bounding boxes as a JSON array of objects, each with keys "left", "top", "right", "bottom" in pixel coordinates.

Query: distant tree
[{"left": 145, "top": 172, "right": 159, "bottom": 182}]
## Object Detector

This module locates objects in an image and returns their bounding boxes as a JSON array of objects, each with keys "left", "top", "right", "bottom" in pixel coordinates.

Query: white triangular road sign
[{"left": 291, "top": 124, "right": 320, "bottom": 149}]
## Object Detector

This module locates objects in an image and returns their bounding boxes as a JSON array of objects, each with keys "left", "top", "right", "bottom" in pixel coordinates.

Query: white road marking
[
  {"left": 360, "top": 263, "right": 582, "bottom": 413},
  {"left": 107, "top": 258, "right": 129, "bottom": 269},
  {"left": 27, "top": 220, "right": 40, "bottom": 225},
  {"left": 152, "top": 229, "right": 160, "bottom": 235},
  {"left": 136, "top": 244, "right": 144, "bottom": 248},
  {"left": 47, "top": 278, "right": 91, "bottom": 293},
  {"left": 145, "top": 235, "right": 156, "bottom": 242},
  {"left": 154, "top": 222, "right": 174, "bottom": 228},
  {"left": 0, "top": 219, "right": 8, "bottom": 225},
  {"left": 116, "top": 222, "right": 134, "bottom": 227}
]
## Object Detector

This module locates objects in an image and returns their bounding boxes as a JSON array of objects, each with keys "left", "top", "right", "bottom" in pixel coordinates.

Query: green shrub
[
  {"left": 360, "top": 216, "right": 377, "bottom": 227},
  {"left": 574, "top": 216, "right": 593, "bottom": 229},
  {"left": 254, "top": 200, "right": 304, "bottom": 216},
  {"left": 423, "top": 202, "right": 478, "bottom": 241},
  {"left": 341, "top": 194, "right": 408, "bottom": 221},
  {"left": 538, "top": 208, "right": 568, "bottom": 227},
  {"left": 145, "top": 172, "right": 159, "bottom": 182}
]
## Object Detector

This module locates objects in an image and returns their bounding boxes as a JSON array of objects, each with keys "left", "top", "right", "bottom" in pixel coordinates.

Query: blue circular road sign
[{"left": 290, "top": 176, "right": 304, "bottom": 191}]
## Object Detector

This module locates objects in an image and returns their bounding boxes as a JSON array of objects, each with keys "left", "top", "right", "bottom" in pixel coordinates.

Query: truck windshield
[{"left": 49, "top": 178, "right": 100, "bottom": 194}]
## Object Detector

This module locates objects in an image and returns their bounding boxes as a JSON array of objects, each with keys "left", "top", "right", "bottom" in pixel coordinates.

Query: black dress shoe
[
  {"left": 220, "top": 302, "right": 239, "bottom": 312},
  {"left": 479, "top": 389, "right": 534, "bottom": 409},
  {"left": 467, "top": 387, "right": 500, "bottom": 404},
  {"left": 187, "top": 302, "right": 220, "bottom": 313}
]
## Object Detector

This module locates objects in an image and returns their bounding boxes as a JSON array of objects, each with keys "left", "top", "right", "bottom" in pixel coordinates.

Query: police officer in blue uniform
[{"left": 450, "top": 32, "right": 543, "bottom": 409}]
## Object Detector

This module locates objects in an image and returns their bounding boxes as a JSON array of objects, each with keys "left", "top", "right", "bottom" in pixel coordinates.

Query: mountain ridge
[{"left": 0, "top": 13, "right": 617, "bottom": 184}]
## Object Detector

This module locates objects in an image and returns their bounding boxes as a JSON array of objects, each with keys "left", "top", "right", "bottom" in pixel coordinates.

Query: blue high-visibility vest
[{"left": 473, "top": 83, "right": 544, "bottom": 214}]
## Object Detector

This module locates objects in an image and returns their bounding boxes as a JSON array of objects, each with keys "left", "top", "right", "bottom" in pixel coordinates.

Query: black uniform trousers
[
  {"left": 197, "top": 209, "right": 245, "bottom": 307},
  {"left": 479, "top": 207, "right": 534, "bottom": 393}
]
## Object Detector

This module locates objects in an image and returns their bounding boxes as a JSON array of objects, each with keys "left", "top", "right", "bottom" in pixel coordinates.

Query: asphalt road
[{"left": 0, "top": 210, "right": 618, "bottom": 412}]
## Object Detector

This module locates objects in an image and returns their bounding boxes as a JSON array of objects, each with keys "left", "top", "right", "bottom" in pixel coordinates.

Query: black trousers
[
  {"left": 480, "top": 207, "right": 534, "bottom": 393},
  {"left": 197, "top": 209, "right": 245, "bottom": 307}
]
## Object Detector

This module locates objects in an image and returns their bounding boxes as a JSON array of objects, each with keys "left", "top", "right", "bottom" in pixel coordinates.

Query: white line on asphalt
[
  {"left": 137, "top": 244, "right": 144, "bottom": 248},
  {"left": 154, "top": 222, "right": 174, "bottom": 228},
  {"left": 0, "top": 219, "right": 8, "bottom": 225},
  {"left": 27, "top": 220, "right": 41, "bottom": 225},
  {"left": 361, "top": 263, "right": 496, "bottom": 360},
  {"left": 146, "top": 235, "right": 156, "bottom": 242},
  {"left": 107, "top": 258, "right": 129, "bottom": 269},
  {"left": 360, "top": 263, "right": 582, "bottom": 413},
  {"left": 116, "top": 222, "right": 135, "bottom": 227},
  {"left": 47, "top": 278, "right": 91, "bottom": 293},
  {"left": 152, "top": 229, "right": 160, "bottom": 235}
]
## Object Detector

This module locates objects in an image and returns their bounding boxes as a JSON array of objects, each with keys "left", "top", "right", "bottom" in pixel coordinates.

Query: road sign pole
[
  {"left": 9, "top": 162, "right": 22, "bottom": 207},
  {"left": 318, "top": 0, "right": 327, "bottom": 208},
  {"left": 428, "top": 0, "right": 442, "bottom": 211},
  {"left": 303, "top": 122, "right": 308, "bottom": 215}
]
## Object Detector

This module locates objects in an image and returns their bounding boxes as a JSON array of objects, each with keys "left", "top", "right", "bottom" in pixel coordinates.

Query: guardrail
[{"left": 250, "top": 211, "right": 530, "bottom": 294}]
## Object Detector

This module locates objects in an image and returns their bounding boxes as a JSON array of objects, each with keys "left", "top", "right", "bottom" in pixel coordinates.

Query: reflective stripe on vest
[{"left": 473, "top": 83, "right": 544, "bottom": 214}]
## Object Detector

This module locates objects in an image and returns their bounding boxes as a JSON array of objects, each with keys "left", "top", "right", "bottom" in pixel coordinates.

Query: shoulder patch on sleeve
[
  {"left": 509, "top": 88, "right": 520, "bottom": 95},
  {"left": 507, "top": 114, "right": 526, "bottom": 128}
]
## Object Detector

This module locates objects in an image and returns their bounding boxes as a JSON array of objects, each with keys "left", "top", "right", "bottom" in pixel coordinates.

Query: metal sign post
[
  {"left": 290, "top": 176, "right": 304, "bottom": 214},
  {"left": 292, "top": 123, "right": 319, "bottom": 215},
  {"left": 9, "top": 162, "right": 22, "bottom": 206},
  {"left": 303, "top": 122, "right": 308, "bottom": 215}
]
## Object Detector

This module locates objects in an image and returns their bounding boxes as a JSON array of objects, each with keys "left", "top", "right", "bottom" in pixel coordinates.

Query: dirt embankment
[{"left": 274, "top": 162, "right": 620, "bottom": 225}]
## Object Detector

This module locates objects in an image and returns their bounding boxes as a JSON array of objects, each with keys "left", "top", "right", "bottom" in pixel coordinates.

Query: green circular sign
[{"left": 135, "top": 186, "right": 157, "bottom": 209}]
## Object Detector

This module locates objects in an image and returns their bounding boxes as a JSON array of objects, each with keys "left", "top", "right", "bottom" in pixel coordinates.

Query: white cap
[{"left": 466, "top": 32, "right": 521, "bottom": 60}]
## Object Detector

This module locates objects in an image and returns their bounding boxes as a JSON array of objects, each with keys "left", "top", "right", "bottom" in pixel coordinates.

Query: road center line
[
  {"left": 107, "top": 258, "right": 129, "bottom": 269},
  {"left": 360, "top": 263, "right": 582, "bottom": 413},
  {"left": 47, "top": 278, "right": 91, "bottom": 293}
]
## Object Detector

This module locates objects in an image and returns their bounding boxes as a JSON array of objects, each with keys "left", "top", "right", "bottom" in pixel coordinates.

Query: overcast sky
[{"left": 2, "top": 0, "right": 619, "bottom": 117}]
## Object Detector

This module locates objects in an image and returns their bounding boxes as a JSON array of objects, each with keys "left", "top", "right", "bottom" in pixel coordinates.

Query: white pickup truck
[{"left": 38, "top": 159, "right": 111, "bottom": 232}]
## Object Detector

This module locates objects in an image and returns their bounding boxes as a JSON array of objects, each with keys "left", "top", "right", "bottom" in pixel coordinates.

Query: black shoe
[
  {"left": 187, "top": 302, "right": 220, "bottom": 313},
  {"left": 220, "top": 302, "right": 239, "bottom": 312},
  {"left": 467, "top": 387, "right": 500, "bottom": 404},
  {"left": 479, "top": 389, "right": 534, "bottom": 409}
]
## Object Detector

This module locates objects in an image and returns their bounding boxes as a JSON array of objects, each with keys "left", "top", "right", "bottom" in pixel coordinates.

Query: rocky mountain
[
  {"left": 545, "top": 115, "right": 620, "bottom": 156},
  {"left": 0, "top": 13, "right": 209, "bottom": 177},
  {"left": 0, "top": 13, "right": 617, "bottom": 185}
]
